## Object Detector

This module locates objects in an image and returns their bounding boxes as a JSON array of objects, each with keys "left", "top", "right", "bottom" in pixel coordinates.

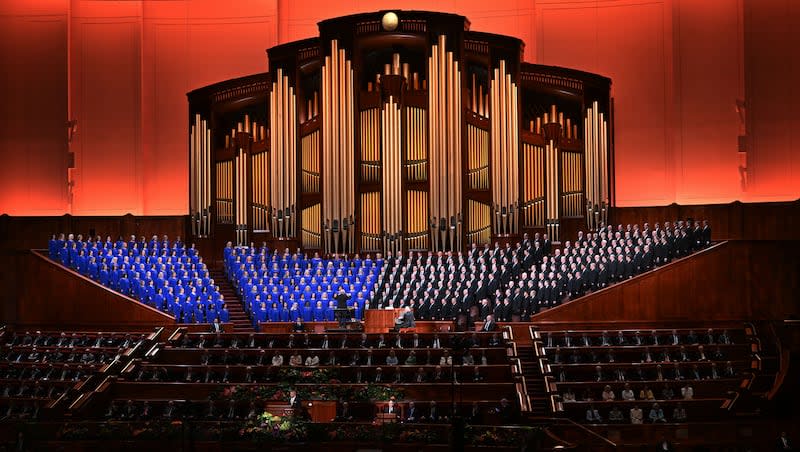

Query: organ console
[{"left": 188, "top": 10, "right": 612, "bottom": 253}]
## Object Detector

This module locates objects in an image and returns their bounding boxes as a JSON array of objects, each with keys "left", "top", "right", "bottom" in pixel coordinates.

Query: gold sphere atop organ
[
  {"left": 187, "top": 11, "right": 613, "bottom": 255},
  {"left": 381, "top": 11, "right": 399, "bottom": 31}
]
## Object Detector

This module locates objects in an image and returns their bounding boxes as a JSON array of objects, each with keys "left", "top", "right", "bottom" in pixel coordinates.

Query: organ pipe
[
  {"left": 427, "top": 35, "right": 462, "bottom": 252},
  {"left": 234, "top": 147, "right": 248, "bottom": 245},
  {"left": 322, "top": 40, "right": 356, "bottom": 254},
  {"left": 584, "top": 100, "right": 609, "bottom": 231},
  {"left": 489, "top": 60, "right": 520, "bottom": 236},
  {"left": 269, "top": 68, "right": 298, "bottom": 239},
  {"left": 190, "top": 114, "right": 211, "bottom": 237},
  {"left": 381, "top": 96, "right": 403, "bottom": 256},
  {"left": 251, "top": 151, "right": 269, "bottom": 232}
]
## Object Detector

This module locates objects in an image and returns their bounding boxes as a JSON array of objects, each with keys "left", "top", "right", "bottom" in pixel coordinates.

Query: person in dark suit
[
  {"left": 776, "top": 431, "right": 793, "bottom": 451},
  {"left": 655, "top": 434, "right": 674, "bottom": 451},
  {"left": 292, "top": 318, "right": 305, "bottom": 332},
  {"left": 210, "top": 318, "right": 224, "bottom": 333},
  {"left": 335, "top": 288, "right": 351, "bottom": 309},
  {"left": 481, "top": 314, "right": 497, "bottom": 332},
  {"left": 395, "top": 306, "right": 416, "bottom": 330},
  {"left": 384, "top": 398, "right": 400, "bottom": 419},
  {"left": 288, "top": 389, "right": 301, "bottom": 410}
]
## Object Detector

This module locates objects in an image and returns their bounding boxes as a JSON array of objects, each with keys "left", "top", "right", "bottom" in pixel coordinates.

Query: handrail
[
  {"left": 149, "top": 327, "right": 165, "bottom": 342},
  {"left": 503, "top": 325, "right": 514, "bottom": 341},
  {"left": 767, "top": 322, "right": 789, "bottom": 400},
  {"left": 560, "top": 418, "right": 617, "bottom": 447},
  {"left": 166, "top": 327, "right": 184, "bottom": 343}
]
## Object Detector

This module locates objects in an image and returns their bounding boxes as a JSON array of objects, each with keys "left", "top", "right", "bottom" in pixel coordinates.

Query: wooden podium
[{"left": 364, "top": 308, "right": 403, "bottom": 333}]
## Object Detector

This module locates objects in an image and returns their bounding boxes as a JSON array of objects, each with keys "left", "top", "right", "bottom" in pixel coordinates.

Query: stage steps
[{"left": 209, "top": 268, "right": 252, "bottom": 332}]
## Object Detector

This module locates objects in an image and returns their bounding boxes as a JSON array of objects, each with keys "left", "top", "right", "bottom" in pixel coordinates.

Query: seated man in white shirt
[
  {"left": 681, "top": 383, "right": 694, "bottom": 400},
  {"left": 621, "top": 383, "right": 635, "bottom": 401},
  {"left": 629, "top": 406, "right": 643, "bottom": 424}
]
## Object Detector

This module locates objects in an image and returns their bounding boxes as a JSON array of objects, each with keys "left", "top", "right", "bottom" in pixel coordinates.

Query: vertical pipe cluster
[
  {"left": 301, "top": 203, "right": 321, "bottom": 249},
  {"left": 381, "top": 96, "right": 403, "bottom": 256},
  {"left": 468, "top": 74, "right": 490, "bottom": 118},
  {"left": 584, "top": 100, "right": 609, "bottom": 231},
  {"left": 404, "top": 107, "right": 427, "bottom": 182},
  {"left": 466, "top": 200, "right": 491, "bottom": 246},
  {"left": 545, "top": 141, "right": 559, "bottom": 242},
  {"left": 301, "top": 131, "right": 321, "bottom": 193},
  {"left": 359, "top": 192, "right": 381, "bottom": 251},
  {"left": 190, "top": 114, "right": 211, "bottom": 237},
  {"left": 215, "top": 161, "right": 233, "bottom": 224},
  {"left": 269, "top": 68, "right": 298, "bottom": 239},
  {"left": 427, "top": 35, "right": 462, "bottom": 252},
  {"left": 251, "top": 151, "right": 270, "bottom": 232},
  {"left": 359, "top": 108, "right": 381, "bottom": 183},
  {"left": 235, "top": 148, "right": 248, "bottom": 245},
  {"left": 322, "top": 40, "right": 355, "bottom": 255},
  {"left": 467, "top": 124, "right": 489, "bottom": 190},
  {"left": 490, "top": 60, "right": 520, "bottom": 236},
  {"left": 560, "top": 152, "right": 583, "bottom": 217},
  {"left": 405, "top": 190, "right": 429, "bottom": 250},
  {"left": 522, "top": 143, "right": 545, "bottom": 227}
]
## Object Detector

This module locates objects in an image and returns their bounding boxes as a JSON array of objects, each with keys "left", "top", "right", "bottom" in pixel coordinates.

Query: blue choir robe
[
  {"left": 324, "top": 307, "right": 335, "bottom": 322},
  {"left": 194, "top": 308, "right": 205, "bottom": 323},
  {"left": 288, "top": 307, "right": 301, "bottom": 321},
  {"left": 279, "top": 308, "right": 290, "bottom": 322},
  {"left": 268, "top": 307, "right": 280, "bottom": 322},
  {"left": 255, "top": 308, "right": 268, "bottom": 325},
  {"left": 99, "top": 269, "right": 110, "bottom": 286},
  {"left": 152, "top": 293, "right": 165, "bottom": 311},
  {"left": 219, "top": 309, "right": 230, "bottom": 323},
  {"left": 302, "top": 304, "right": 314, "bottom": 322},
  {"left": 313, "top": 307, "right": 326, "bottom": 322}
]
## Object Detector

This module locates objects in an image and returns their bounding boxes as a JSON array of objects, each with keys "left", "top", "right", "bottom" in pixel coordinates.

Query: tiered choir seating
[
  {"left": 48, "top": 234, "right": 225, "bottom": 324},
  {"left": 95, "top": 331, "right": 519, "bottom": 424},
  {"left": 371, "top": 220, "right": 712, "bottom": 326},
  {"left": 0, "top": 329, "right": 145, "bottom": 419},
  {"left": 224, "top": 244, "right": 381, "bottom": 326},
  {"left": 532, "top": 325, "right": 757, "bottom": 425}
]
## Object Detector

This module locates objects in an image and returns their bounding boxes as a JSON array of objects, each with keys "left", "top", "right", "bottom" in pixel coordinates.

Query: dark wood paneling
[
  {"left": 611, "top": 199, "right": 800, "bottom": 241},
  {"left": 0, "top": 214, "right": 187, "bottom": 325},
  {"left": 13, "top": 250, "right": 175, "bottom": 330},
  {"left": 531, "top": 240, "right": 800, "bottom": 323}
]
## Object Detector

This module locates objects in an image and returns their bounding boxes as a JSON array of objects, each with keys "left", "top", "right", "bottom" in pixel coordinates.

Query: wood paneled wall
[
  {"left": 12, "top": 251, "right": 175, "bottom": 330},
  {"left": 0, "top": 215, "right": 187, "bottom": 326},
  {"left": 611, "top": 199, "right": 800, "bottom": 241},
  {"left": 531, "top": 240, "right": 800, "bottom": 324}
]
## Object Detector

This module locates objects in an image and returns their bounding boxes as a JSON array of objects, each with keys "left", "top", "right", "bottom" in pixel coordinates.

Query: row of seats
[
  {"left": 170, "top": 332, "right": 505, "bottom": 350},
  {"left": 102, "top": 398, "right": 513, "bottom": 424},
  {"left": 536, "top": 325, "right": 749, "bottom": 426},
  {"left": 126, "top": 363, "right": 509, "bottom": 383},
  {"left": 48, "top": 234, "right": 224, "bottom": 324}
]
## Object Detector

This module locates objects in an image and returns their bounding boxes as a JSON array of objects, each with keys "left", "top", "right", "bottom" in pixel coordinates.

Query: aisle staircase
[
  {"left": 517, "top": 344, "right": 551, "bottom": 418},
  {"left": 209, "top": 268, "right": 252, "bottom": 332}
]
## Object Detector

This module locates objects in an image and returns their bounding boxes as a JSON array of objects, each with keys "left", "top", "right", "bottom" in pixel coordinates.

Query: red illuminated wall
[{"left": 0, "top": 0, "right": 797, "bottom": 216}]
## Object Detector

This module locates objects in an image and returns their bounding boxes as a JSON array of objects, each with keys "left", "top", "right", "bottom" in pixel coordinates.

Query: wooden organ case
[{"left": 188, "top": 11, "right": 613, "bottom": 257}]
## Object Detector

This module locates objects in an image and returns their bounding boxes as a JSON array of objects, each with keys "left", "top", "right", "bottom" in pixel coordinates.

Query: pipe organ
[
  {"left": 584, "top": 100, "right": 610, "bottom": 231},
  {"left": 189, "top": 114, "right": 211, "bottom": 237},
  {"left": 188, "top": 11, "right": 612, "bottom": 253},
  {"left": 428, "top": 35, "right": 463, "bottom": 252},
  {"left": 270, "top": 68, "right": 298, "bottom": 240},
  {"left": 322, "top": 40, "right": 356, "bottom": 255},
  {"left": 490, "top": 60, "right": 520, "bottom": 236}
]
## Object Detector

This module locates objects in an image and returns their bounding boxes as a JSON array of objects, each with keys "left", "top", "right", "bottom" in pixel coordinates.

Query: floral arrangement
[
  {"left": 239, "top": 410, "right": 307, "bottom": 443},
  {"left": 216, "top": 382, "right": 403, "bottom": 403}
]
